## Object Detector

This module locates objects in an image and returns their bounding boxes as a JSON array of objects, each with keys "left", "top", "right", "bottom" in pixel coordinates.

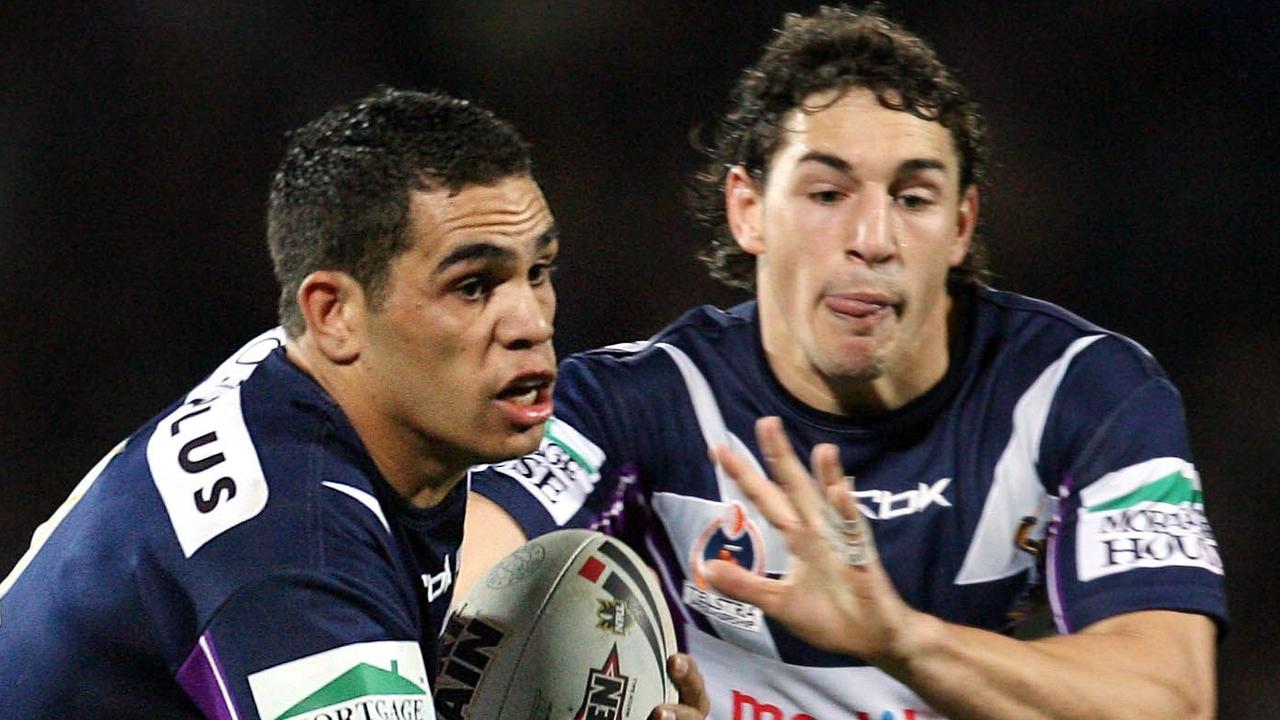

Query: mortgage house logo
[
  {"left": 249, "top": 640, "right": 433, "bottom": 720},
  {"left": 1075, "top": 458, "right": 1222, "bottom": 582}
]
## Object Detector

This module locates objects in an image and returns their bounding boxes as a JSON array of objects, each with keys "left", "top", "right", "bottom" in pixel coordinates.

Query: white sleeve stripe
[
  {"left": 955, "top": 334, "right": 1105, "bottom": 584},
  {"left": 322, "top": 482, "right": 391, "bottom": 535}
]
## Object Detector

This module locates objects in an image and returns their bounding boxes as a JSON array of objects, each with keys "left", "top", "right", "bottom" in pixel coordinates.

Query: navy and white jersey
[
  {"left": 0, "top": 330, "right": 461, "bottom": 720},
  {"left": 472, "top": 287, "right": 1227, "bottom": 720}
]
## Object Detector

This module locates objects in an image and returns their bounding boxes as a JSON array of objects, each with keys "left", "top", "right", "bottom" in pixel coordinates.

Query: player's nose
[
  {"left": 845, "top": 187, "right": 894, "bottom": 265},
  {"left": 496, "top": 281, "right": 554, "bottom": 349}
]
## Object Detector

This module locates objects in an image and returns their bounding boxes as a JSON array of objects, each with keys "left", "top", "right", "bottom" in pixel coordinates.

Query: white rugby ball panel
[{"left": 436, "top": 529, "right": 677, "bottom": 720}]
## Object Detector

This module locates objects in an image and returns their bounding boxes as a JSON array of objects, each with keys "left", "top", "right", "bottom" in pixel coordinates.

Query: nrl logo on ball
[{"left": 597, "top": 598, "right": 632, "bottom": 635}]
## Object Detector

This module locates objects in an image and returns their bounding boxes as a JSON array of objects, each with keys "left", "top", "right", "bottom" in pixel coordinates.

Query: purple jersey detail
[
  {"left": 177, "top": 632, "right": 240, "bottom": 720},
  {"left": 587, "top": 464, "right": 640, "bottom": 537},
  {"left": 1048, "top": 475, "right": 1075, "bottom": 634}
]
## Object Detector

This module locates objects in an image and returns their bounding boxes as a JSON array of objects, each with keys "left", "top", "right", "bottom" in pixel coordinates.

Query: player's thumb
[{"left": 703, "top": 558, "right": 771, "bottom": 609}]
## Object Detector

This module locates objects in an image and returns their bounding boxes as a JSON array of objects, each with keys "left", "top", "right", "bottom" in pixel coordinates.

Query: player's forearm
[
  {"left": 455, "top": 493, "right": 530, "bottom": 605},
  {"left": 876, "top": 610, "right": 1215, "bottom": 720}
]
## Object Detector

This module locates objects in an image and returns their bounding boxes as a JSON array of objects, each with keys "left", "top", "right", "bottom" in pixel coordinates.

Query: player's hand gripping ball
[{"left": 435, "top": 530, "right": 679, "bottom": 720}]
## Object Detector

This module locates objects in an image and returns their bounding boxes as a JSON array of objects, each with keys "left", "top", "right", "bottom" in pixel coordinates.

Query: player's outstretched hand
[
  {"left": 704, "top": 416, "right": 923, "bottom": 664},
  {"left": 651, "top": 653, "right": 709, "bottom": 720}
]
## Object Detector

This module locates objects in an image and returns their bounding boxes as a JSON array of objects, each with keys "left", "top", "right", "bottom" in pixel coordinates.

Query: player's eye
[
  {"left": 895, "top": 192, "right": 935, "bottom": 210},
  {"left": 528, "top": 261, "right": 557, "bottom": 286},
  {"left": 456, "top": 275, "right": 493, "bottom": 301},
  {"left": 809, "top": 190, "right": 844, "bottom": 205}
]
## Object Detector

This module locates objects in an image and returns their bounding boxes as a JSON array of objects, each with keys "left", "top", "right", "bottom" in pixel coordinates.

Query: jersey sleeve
[
  {"left": 179, "top": 574, "right": 432, "bottom": 720},
  {"left": 1042, "top": 337, "right": 1227, "bottom": 634},
  {"left": 470, "top": 353, "right": 637, "bottom": 540},
  {"left": 172, "top": 481, "right": 435, "bottom": 720}
]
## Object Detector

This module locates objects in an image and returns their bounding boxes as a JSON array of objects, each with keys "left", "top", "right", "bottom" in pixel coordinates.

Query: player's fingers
[
  {"left": 821, "top": 453, "right": 857, "bottom": 521},
  {"left": 709, "top": 443, "right": 802, "bottom": 533},
  {"left": 813, "top": 442, "right": 845, "bottom": 496},
  {"left": 822, "top": 465, "right": 880, "bottom": 567},
  {"left": 651, "top": 653, "right": 709, "bottom": 720},
  {"left": 825, "top": 478, "right": 858, "bottom": 521},
  {"left": 814, "top": 443, "right": 861, "bottom": 526},
  {"left": 703, "top": 557, "right": 784, "bottom": 615},
  {"left": 756, "top": 417, "right": 828, "bottom": 529}
]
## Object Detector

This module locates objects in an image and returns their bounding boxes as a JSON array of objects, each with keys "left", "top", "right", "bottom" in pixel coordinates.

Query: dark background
[{"left": 2, "top": 1, "right": 1276, "bottom": 714}]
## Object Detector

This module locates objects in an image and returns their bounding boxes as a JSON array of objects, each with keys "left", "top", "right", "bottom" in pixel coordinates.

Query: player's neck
[
  {"left": 284, "top": 341, "right": 467, "bottom": 508},
  {"left": 762, "top": 295, "right": 956, "bottom": 420},
  {"left": 344, "top": 420, "right": 467, "bottom": 508}
]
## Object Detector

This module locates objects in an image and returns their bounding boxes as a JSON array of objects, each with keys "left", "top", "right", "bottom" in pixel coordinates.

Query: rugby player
[
  {"left": 462, "top": 7, "right": 1225, "bottom": 719},
  {"left": 0, "top": 88, "right": 707, "bottom": 720}
]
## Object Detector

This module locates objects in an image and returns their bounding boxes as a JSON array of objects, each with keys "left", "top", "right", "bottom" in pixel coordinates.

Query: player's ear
[
  {"left": 296, "top": 270, "right": 366, "bottom": 363},
  {"left": 725, "top": 165, "right": 765, "bottom": 255},
  {"left": 950, "top": 185, "right": 979, "bottom": 267}
]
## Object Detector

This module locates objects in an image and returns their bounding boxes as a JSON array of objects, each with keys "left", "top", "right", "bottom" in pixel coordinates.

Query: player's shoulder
[
  {"left": 976, "top": 287, "right": 1165, "bottom": 383},
  {"left": 565, "top": 302, "right": 755, "bottom": 375},
  {"left": 978, "top": 286, "right": 1105, "bottom": 340},
  {"left": 138, "top": 330, "right": 394, "bottom": 566}
]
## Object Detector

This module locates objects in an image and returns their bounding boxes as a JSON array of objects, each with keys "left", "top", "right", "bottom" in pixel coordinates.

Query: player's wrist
[{"left": 870, "top": 606, "right": 943, "bottom": 678}]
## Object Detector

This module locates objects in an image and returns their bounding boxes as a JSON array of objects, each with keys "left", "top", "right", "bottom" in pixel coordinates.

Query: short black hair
[
  {"left": 689, "top": 5, "right": 990, "bottom": 292},
  {"left": 267, "top": 88, "right": 533, "bottom": 336}
]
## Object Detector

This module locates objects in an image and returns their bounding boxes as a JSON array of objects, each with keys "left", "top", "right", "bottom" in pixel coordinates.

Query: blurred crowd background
[{"left": 2, "top": 2, "right": 1276, "bottom": 715}]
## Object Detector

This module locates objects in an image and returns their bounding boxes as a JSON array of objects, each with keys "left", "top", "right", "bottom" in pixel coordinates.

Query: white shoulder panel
[
  {"left": 322, "top": 482, "right": 391, "bottom": 535},
  {"left": 955, "top": 334, "right": 1105, "bottom": 584},
  {"left": 146, "top": 329, "right": 282, "bottom": 558},
  {"left": 147, "top": 386, "right": 269, "bottom": 558},
  {"left": 651, "top": 343, "right": 785, "bottom": 660}
]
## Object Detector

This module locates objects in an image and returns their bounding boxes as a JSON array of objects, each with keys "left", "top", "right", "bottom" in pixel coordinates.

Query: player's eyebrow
[
  {"left": 895, "top": 158, "right": 949, "bottom": 179},
  {"left": 433, "top": 242, "right": 513, "bottom": 276},
  {"left": 796, "top": 151, "right": 950, "bottom": 180},
  {"left": 432, "top": 223, "right": 560, "bottom": 277},
  {"left": 797, "top": 150, "right": 852, "bottom": 174}
]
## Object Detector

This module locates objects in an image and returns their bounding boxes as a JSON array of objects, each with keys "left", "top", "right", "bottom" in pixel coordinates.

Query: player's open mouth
[
  {"left": 495, "top": 372, "right": 555, "bottom": 426},
  {"left": 497, "top": 375, "right": 552, "bottom": 404}
]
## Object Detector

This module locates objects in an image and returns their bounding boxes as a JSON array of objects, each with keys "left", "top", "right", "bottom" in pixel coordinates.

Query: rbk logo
[
  {"left": 423, "top": 554, "right": 454, "bottom": 603},
  {"left": 851, "top": 478, "right": 953, "bottom": 520}
]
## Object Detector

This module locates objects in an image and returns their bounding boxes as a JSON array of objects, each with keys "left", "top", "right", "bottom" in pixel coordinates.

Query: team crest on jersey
[
  {"left": 1075, "top": 458, "right": 1221, "bottom": 582},
  {"left": 682, "top": 503, "right": 766, "bottom": 632},
  {"left": 689, "top": 502, "right": 764, "bottom": 589}
]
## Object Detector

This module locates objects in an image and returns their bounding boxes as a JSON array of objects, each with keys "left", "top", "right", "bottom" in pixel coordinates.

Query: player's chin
[
  {"left": 829, "top": 333, "right": 892, "bottom": 373},
  {"left": 508, "top": 423, "right": 546, "bottom": 455},
  {"left": 476, "top": 422, "right": 546, "bottom": 463}
]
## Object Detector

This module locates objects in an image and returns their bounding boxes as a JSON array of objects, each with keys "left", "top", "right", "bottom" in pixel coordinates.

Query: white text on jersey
[{"left": 853, "top": 478, "right": 953, "bottom": 520}]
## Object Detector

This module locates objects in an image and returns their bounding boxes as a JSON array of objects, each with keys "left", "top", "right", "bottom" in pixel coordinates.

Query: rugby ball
[{"left": 435, "top": 529, "right": 679, "bottom": 720}]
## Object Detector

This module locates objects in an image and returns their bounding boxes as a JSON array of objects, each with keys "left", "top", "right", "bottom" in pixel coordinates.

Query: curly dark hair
[
  {"left": 267, "top": 88, "right": 533, "bottom": 337},
  {"left": 689, "top": 5, "right": 991, "bottom": 292}
]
